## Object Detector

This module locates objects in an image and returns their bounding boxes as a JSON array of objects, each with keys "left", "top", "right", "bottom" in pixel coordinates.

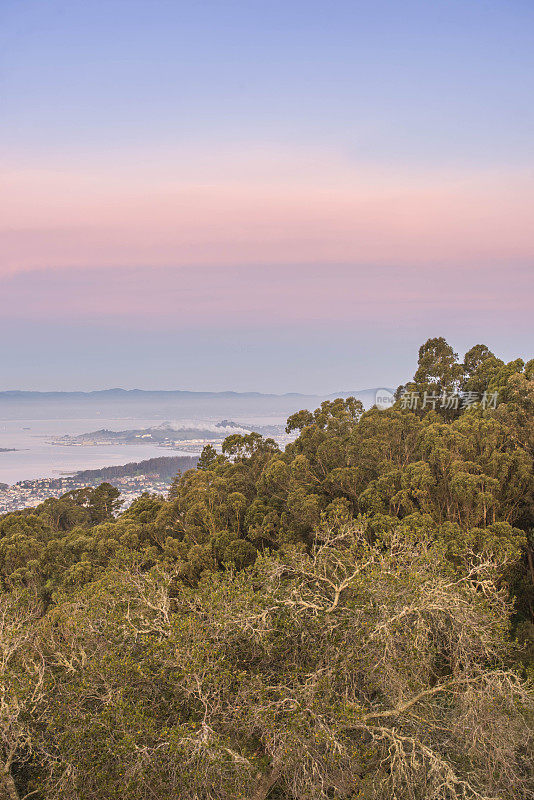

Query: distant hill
[
  {"left": 0, "top": 387, "right": 385, "bottom": 404},
  {"left": 0, "top": 388, "right": 388, "bottom": 421},
  {"left": 0, "top": 389, "right": 312, "bottom": 400},
  {"left": 50, "top": 420, "right": 285, "bottom": 447},
  {"left": 74, "top": 455, "right": 199, "bottom": 482}
]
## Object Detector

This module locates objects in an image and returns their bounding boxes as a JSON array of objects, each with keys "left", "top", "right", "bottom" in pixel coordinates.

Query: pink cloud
[
  {"left": 1, "top": 149, "right": 533, "bottom": 275},
  {"left": 2, "top": 261, "right": 531, "bottom": 330}
]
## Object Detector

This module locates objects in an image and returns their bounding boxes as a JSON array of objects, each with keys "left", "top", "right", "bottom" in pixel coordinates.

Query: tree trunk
[
  {"left": 526, "top": 544, "right": 534, "bottom": 585},
  {"left": 251, "top": 765, "right": 281, "bottom": 800},
  {"left": 527, "top": 545, "right": 534, "bottom": 622},
  {"left": 1, "top": 768, "right": 20, "bottom": 800}
]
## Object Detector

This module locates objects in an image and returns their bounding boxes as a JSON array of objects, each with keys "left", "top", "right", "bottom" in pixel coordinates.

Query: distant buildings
[{"left": 0, "top": 473, "right": 172, "bottom": 514}]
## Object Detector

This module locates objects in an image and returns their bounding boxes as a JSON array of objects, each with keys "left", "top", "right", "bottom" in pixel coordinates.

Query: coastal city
[
  {"left": 0, "top": 472, "right": 177, "bottom": 515},
  {"left": 0, "top": 419, "right": 294, "bottom": 515}
]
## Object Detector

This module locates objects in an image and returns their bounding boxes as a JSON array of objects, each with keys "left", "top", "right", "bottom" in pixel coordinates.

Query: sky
[{"left": 1, "top": 0, "right": 533, "bottom": 392}]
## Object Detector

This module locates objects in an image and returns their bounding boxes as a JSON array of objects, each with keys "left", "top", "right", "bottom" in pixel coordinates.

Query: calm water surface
[{"left": 0, "top": 418, "right": 193, "bottom": 485}]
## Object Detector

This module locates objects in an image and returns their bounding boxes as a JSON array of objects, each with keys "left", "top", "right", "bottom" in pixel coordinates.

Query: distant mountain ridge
[
  {"left": 0, "top": 388, "right": 377, "bottom": 400},
  {"left": 0, "top": 387, "right": 389, "bottom": 421}
]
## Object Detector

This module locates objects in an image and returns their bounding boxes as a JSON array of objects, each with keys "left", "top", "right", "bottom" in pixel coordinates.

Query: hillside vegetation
[
  {"left": 0, "top": 338, "right": 533, "bottom": 800},
  {"left": 74, "top": 455, "right": 199, "bottom": 483}
]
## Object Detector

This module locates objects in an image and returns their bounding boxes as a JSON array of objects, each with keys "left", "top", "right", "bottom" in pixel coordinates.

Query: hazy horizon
[{"left": 0, "top": 330, "right": 531, "bottom": 394}]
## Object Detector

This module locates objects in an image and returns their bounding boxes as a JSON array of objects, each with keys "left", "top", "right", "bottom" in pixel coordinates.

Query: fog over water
[
  {"left": 0, "top": 418, "right": 193, "bottom": 485},
  {"left": 0, "top": 389, "right": 378, "bottom": 485}
]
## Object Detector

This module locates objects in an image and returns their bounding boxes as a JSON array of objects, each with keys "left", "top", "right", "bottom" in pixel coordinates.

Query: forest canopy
[{"left": 0, "top": 338, "right": 533, "bottom": 800}]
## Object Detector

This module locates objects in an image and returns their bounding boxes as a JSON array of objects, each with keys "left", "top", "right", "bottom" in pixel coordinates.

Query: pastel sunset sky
[{"left": 1, "top": 0, "right": 533, "bottom": 391}]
